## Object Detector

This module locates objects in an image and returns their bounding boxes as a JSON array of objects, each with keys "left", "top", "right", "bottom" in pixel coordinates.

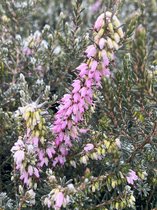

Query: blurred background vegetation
[{"left": 0, "top": 0, "right": 157, "bottom": 209}]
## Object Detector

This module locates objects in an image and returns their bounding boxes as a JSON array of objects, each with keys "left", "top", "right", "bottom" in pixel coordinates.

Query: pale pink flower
[
  {"left": 99, "top": 38, "right": 106, "bottom": 49},
  {"left": 72, "top": 104, "right": 79, "bottom": 115},
  {"left": 32, "top": 136, "right": 39, "bottom": 147},
  {"left": 126, "top": 170, "right": 138, "bottom": 185},
  {"left": 14, "top": 150, "right": 25, "bottom": 165},
  {"left": 102, "top": 68, "right": 111, "bottom": 77},
  {"left": 115, "top": 138, "right": 121, "bottom": 148},
  {"left": 34, "top": 168, "right": 40, "bottom": 178},
  {"left": 23, "top": 47, "right": 32, "bottom": 56},
  {"left": 59, "top": 146, "right": 68, "bottom": 156},
  {"left": 76, "top": 63, "right": 88, "bottom": 71},
  {"left": 79, "top": 128, "right": 88, "bottom": 133},
  {"left": 64, "top": 134, "right": 72, "bottom": 146},
  {"left": 20, "top": 171, "right": 29, "bottom": 185},
  {"left": 85, "top": 45, "right": 97, "bottom": 58},
  {"left": 94, "top": 14, "right": 104, "bottom": 30},
  {"left": 102, "top": 50, "right": 110, "bottom": 66},
  {"left": 54, "top": 192, "right": 64, "bottom": 209},
  {"left": 28, "top": 165, "right": 33, "bottom": 176},
  {"left": 84, "top": 143, "right": 94, "bottom": 152}
]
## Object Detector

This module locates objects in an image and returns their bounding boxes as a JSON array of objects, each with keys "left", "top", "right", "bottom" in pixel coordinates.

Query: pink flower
[
  {"left": 73, "top": 92, "right": 81, "bottom": 103},
  {"left": 102, "top": 50, "right": 109, "bottom": 66},
  {"left": 32, "top": 136, "right": 39, "bottom": 147},
  {"left": 59, "top": 146, "right": 68, "bottom": 156},
  {"left": 46, "top": 146, "right": 56, "bottom": 158},
  {"left": 20, "top": 171, "right": 29, "bottom": 185},
  {"left": 70, "top": 126, "right": 78, "bottom": 139},
  {"left": 80, "top": 87, "right": 87, "bottom": 97},
  {"left": 99, "top": 38, "right": 106, "bottom": 49},
  {"left": 28, "top": 165, "right": 33, "bottom": 176},
  {"left": 94, "top": 14, "right": 104, "bottom": 30},
  {"left": 34, "top": 167, "right": 40, "bottom": 178},
  {"left": 85, "top": 45, "right": 97, "bottom": 58},
  {"left": 54, "top": 192, "right": 64, "bottom": 209},
  {"left": 85, "top": 79, "right": 92, "bottom": 88},
  {"left": 65, "top": 106, "right": 73, "bottom": 117},
  {"left": 23, "top": 47, "right": 32, "bottom": 56},
  {"left": 61, "top": 94, "right": 71, "bottom": 101},
  {"left": 76, "top": 63, "right": 87, "bottom": 70},
  {"left": 76, "top": 63, "right": 88, "bottom": 77},
  {"left": 94, "top": 70, "right": 101, "bottom": 82},
  {"left": 79, "top": 128, "right": 88, "bottom": 133},
  {"left": 14, "top": 150, "right": 25, "bottom": 165},
  {"left": 126, "top": 170, "right": 138, "bottom": 185},
  {"left": 72, "top": 80, "right": 81, "bottom": 93},
  {"left": 72, "top": 104, "right": 78, "bottom": 115},
  {"left": 63, "top": 134, "right": 72, "bottom": 146},
  {"left": 102, "top": 68, "right": 111, "bottom": 77},
  {"left": 84, "top": 143, "right": 94, "bottom": 152},
  {"left": 53, "top": 156, "right": 66, "bottom": 166},
  {"left": 91, "top": 60, "right": 98, "bottom": 71}
]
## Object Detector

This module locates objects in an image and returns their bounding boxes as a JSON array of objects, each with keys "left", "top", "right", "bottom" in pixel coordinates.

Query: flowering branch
[{"left": 51, "top": 11, "right": 124, "bottom": 165}]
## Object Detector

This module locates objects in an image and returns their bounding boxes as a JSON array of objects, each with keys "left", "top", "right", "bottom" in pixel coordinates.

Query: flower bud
[
  {"left": 108, "top": 22, "right": 114, "bottom": 33},
  {"left": 35, "top": 130, "right": 40, "bottom": 137},
  {"left": 107, "top": 51, "right": 114, "bottom": 61},
  {"left": 117, "top": 27, "right": 124, "bottom": 38},
  {"left": 38, "top": 122, "right": 43, "bottom": 130},
  {"left": 67, "top": 184, "right": 76, "bottom": 193},
  {"left": 97, "top": 28, "right": 105, "bottom": 38},
  {"left": 106, "top": 37, "right": 114, "bottom": 49},
  {"left": 106, "top": 11, "right": 112, "bottom": 18},
  {"left": 112, "top": 41, "right": 119, "bottom": 50},
  {"left": 40, "top": 136, "right": 45, "bottom": 144},
  {"left": 113, "top": 16, "right": 121, "bottom": 28},
  {"left": 23, "top": 111, "right": 30, "bottom": 121},
  {"left": 2, "top": 15, "right": 10, "bottom": 23},
  {"left": 113, "top": 32, "right": 120, "bottom": 43},
  {"left": 19, "top": 185, "right": 24, "bottom": 194}
]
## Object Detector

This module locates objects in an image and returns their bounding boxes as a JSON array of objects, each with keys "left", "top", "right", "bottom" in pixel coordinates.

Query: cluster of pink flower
[
  {"left": 11, "top": 12, "right": 124, "bottom": 206},
  {"left": 51, "top": 11, "right": 123, "bottom": 165},
  {"left": 52, "top": 56, "right": 110, "bottom": 165},
  {"left": 11, "top": 137, "right": 40, "bottom": 186},
  {"left": 11, "top": 103, "right": 55, "bottom": 189}
]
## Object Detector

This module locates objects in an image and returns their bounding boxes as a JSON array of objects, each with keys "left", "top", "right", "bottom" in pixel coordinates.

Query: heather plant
[{"left": 0, "top": 0, "right": 157, "bottom": 210}]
